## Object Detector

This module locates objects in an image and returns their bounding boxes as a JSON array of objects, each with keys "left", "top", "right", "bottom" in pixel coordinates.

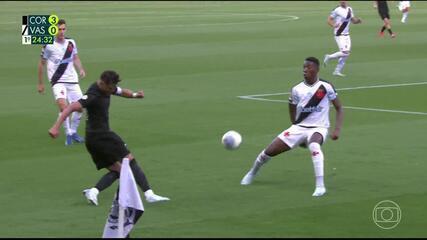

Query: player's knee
[
  {"left": 263, "top": 148, "right": 275, "bottom": 157},
  {"left": 308, "top": 142, "right": 321, "bottom": 153},
  {"left": 108, "top": 163, "right": 121, "bottom": 173},
  {"left": 57, "top": 101, "right": 67, "bottom": 111}
]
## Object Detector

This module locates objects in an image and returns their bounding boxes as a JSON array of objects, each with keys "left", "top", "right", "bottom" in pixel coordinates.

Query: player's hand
[
  {"left": 330, "top": 129, "right": 340, "bottom": 141},
  {"left": 37, "top": 83, "right": 45, "bottom": 94},
  {"left": 134, "top": 90, "right": 144, "bottom": 98},
  {"left": 355, "top": 17, "right": 362, "bottom": 24},
  {"left": 79, "top": 69, "right": 86, "bottom": 79},
  {"left": 48, "top": 127, "right": 60, "bottom": 139}
]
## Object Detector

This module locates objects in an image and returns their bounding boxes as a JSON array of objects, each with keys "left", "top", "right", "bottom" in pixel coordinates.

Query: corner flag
[{"left": 102, "top": 158, "right": 144, "bottom": 238}]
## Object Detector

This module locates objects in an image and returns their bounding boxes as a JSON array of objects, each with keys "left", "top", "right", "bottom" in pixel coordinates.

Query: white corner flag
[{"left": 102, "top": 158, "right": 144, "bottom": 238}]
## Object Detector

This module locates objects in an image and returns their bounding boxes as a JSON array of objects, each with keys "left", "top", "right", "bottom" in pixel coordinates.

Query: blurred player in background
[
  {"left": 240, "top": 57, "right": 344, "bottom": 197},
  {"left": 398, "top": 1, "right": 411, "bottom": 23},
  {"left": 323, "top": 1, "right": 362, "bottom": 77},
  {"left": 374, "top": 1, "right": 396, "bottom": 38},
  {"left": 38, "top": 19, "right": 86, "bottom": 145},
  {"left": 48, "top": 70, "right": 170, "bottom": 205}
]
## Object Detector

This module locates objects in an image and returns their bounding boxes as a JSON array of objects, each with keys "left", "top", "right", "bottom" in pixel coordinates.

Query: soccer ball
[{"left": 221, "top": 130, "right": 242, "bottom": 150}]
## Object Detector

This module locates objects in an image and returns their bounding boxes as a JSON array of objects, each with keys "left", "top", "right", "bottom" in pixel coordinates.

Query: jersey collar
[{"left": 303, "top": 78, "right": 320, "bottom": 87}]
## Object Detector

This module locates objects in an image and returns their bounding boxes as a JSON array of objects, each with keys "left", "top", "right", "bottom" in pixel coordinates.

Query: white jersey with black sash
[
  {"left": 288, "top": 79, "right": 337, "bottom": 128},
  {"left": 330, "top": 5, "right": 354, "bottom": 36},
  {"left": 41, "top": 38, "right": 78, "bottom": 86}
]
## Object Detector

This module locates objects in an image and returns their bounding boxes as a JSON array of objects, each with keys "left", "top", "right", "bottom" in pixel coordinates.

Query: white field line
[
  {"left": 237, "top": 81, "right": 427, "bottom": 116},
  {"left": 344, "top": 106, "right": 427, "bottom": 116},
  {"left": 238, "top": 81, "right": 427, "bottom": 99},
  {"left": 97, "top": 13, "right": 299, "bottom": 29}
]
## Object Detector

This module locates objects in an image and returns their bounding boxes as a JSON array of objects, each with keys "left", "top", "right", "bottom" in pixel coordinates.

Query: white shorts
[
  {"left": 398, "top": 1, "right": 410, "bottom": 11},
  {"left": 52, "top": 83, "right": 83, "bottom": 103},
  {"left": 277, "top": 125, "right": 328, "bottom": 149},
  {"left": 334, "top": 35, "right": 351, "bottom": 52}
]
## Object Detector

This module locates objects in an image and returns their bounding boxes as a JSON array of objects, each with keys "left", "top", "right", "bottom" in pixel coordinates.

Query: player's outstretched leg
[
  {"left": 309, "top": 142, "right": 326, "bottom": 197},
  {"left": 241, "top": 137, "right": 290, "bottom": 185},
  {"left": 129, "top": 159, "right": 170, "bottom": 203},
  {"left": 241, "top": 150, "right": 271, "bottom": 185},
  {"left": 323, "top": 54, "right": 330, "bottom": 67}
]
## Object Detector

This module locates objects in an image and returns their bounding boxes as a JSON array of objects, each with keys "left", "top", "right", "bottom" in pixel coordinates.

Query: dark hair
[
  {"left": 57, "top": 19, "right": 66, "bottom": 25},
  {"left": 305, "top": 57, "right": 320, "bottom": 67},
  {"left": 100, "top": 70, "right": 121, "bottom": 85}
]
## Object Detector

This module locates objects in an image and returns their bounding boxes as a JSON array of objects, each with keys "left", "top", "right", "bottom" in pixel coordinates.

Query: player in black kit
[
  {"left": 49, "top": 70, "right": 169, "bottom": 205},
  {"left": 374, "top": 1, "right": 396, "bottom": 38}
]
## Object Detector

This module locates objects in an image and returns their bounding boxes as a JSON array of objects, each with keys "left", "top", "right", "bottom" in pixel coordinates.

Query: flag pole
[{"left": 118, "top": 206, "right": 125, "bottom": 238}]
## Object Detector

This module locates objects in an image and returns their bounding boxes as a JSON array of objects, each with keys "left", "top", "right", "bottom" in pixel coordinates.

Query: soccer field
[{"left": 1, "top": 1, "right": 427, "bottom": 237}]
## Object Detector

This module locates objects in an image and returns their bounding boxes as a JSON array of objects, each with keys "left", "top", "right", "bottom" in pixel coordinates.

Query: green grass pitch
[{"left": 0, "top": 1, "right": 426, "bottom": 237}]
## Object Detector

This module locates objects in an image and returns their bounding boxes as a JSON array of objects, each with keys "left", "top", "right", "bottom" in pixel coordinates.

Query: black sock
[
  {"left": 129, "top": 159, "right": 151, "bottom": 192},
  {"left": 95, "top": 171, "right": 119, "bottom": 192},
  {"left": 387, "top": 29, "right": 393, "bottom": 35},
  {"left": 381, "top": 26, "right": 386, "bottom": 32}
]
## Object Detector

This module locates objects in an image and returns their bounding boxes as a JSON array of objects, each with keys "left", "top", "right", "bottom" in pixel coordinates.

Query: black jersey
[{"left": 79, "top": 83, "right": 117, "bottom": 133}]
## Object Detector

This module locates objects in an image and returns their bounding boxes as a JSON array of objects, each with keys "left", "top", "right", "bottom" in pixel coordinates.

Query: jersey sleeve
[
  {"left": 350, "top": 7, "right": 355, "bottom": 18},
  {"left": 71, "top": 39, "right": 78, "bottom": 55},
  {"left": 330, "top": 8, "right": 338, "bottom": 18},
  {"left": 326, "top": 83, "right": 338, "bottom": 100},
  {"left": 289, "top": 87, "right": 299, "bottom": 105},
  {"left": 78, "top": 94, "right": 96, "bottom": 108}
]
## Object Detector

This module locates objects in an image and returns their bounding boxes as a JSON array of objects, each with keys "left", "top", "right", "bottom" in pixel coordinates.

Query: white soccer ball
[{"left": 221, "top": 130, "right": 242, "bottom": 150}]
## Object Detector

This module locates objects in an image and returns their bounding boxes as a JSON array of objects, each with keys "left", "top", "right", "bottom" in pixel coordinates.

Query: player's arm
[
  {"left": 73, "top": 54, "right": 86, "bottom": 78},
  {"left": 288, "top": 88, "right": 298, "bottom": 124},
  {"left": 37, "top": 58, "right": 46, "bottom": 94},
  {"left": 114, "top": 86, "right": 144, "bottom": 99},
  {"left": 331, "top": 97, "right": 344, "bottom": 140},
  {"left": 289, "top": 103, "right": 296, "bottom": 124},
  {"left": 327, "top": 16, "right": 336, "bottom": 28},
  {"left": 351, "top": 16, "right": 362, "bottom": 24},
  {"left": 49, "top": 101, "right": 83, "bottom": 138}
]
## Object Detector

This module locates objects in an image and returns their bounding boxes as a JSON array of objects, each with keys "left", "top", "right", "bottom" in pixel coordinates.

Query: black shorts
[
  {"left": 85, "top": 131, "right": 130, "bottom": 170},
  {"left": 379, "top": 10, "right": 390, "bottom": 20}
]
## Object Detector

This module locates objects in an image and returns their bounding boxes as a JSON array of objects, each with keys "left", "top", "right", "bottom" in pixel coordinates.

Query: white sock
[
  {"left": 91, "top": 187, "right": 99, "bottom": 195},
  {"left": 70, "top": 111, "right": 83, "bottom": 135},
  {"left": 334, "top": 55, "right": 349, "bottom": 73},
  {"left": 309, "top": 142, "right": 325, "bottom": 188},
  {"left": 328, "top": 51, "right": 348, "bottom": 60},
  {"left": 144, "top": 189, "right": 154, "bottom": 198},
  {"left": 59, "top": 112, "right": 72, "bottom": 135},
  {"left": 250, "top": 150, "right": 271, "bottom": 174},
  {"left": 402, "top": 12, "right": 408, "bottom": 22}
]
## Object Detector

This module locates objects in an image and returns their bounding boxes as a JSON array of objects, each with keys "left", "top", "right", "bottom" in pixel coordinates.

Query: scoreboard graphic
[{"left": 22, "top": 15, "right": 59, "bottom": 45}]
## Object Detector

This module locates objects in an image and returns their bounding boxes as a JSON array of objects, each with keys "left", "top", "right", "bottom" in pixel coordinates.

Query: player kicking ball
[
  {"left": 241, "top": 57, "right": 344, "bottom": 197},
  {"left": 49, "top": 70, "right": 169, "bottom": 205}
]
